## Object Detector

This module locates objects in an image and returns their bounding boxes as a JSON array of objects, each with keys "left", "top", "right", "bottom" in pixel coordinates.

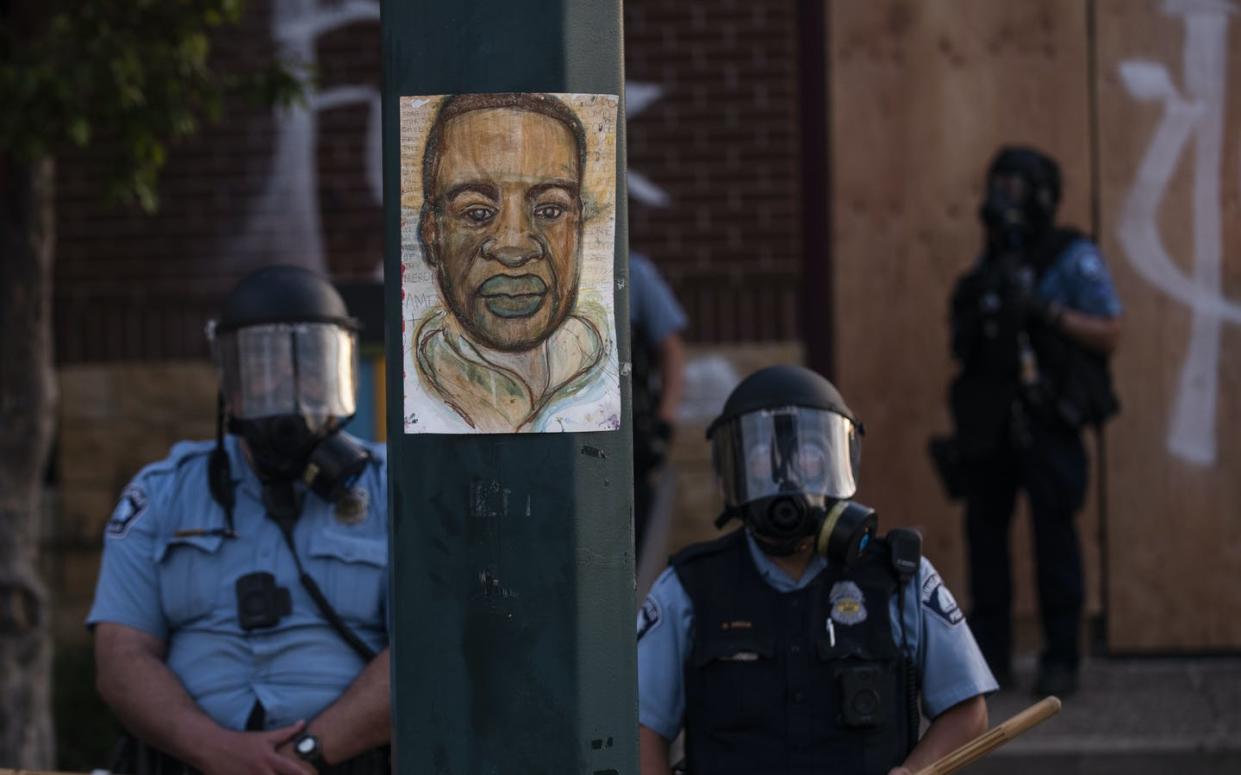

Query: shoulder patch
[
  {"left": 637, "top": 597, "right": 662, "bottom": 641},
  {"left": 829, "top": 580, "right": 868, "bottom": 626},
  {"left": 921, "top": 571, "right": 964, "bottom": 626},
  {"left": 1075, "top": 250, "right": 1105, "bottom": 279},
  {"left": 106, "top": 484, "right": 149, "bottom": 538}
]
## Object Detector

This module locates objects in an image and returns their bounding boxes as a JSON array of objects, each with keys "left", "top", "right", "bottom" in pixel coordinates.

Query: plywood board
[
  {"left": 828, "top": 0, "right": 1096, "bottom": 627},
  {"left": 1094, "top": 0, "right": 1241, "bottom": 651}
]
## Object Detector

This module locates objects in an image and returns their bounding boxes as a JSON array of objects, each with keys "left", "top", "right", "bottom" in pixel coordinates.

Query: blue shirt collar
[
  {"left": 743, "top": 529, "right": 828, "bottom": 593},
  {"left": 224, "top": 433, "right": 263, "bottom": 500}
]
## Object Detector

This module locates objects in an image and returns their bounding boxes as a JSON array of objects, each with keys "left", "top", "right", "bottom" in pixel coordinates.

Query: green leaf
[
  {"left": 68, "top": 118, "right": 91, "bottom": 146},
  {"left": 0, "top": 0, "right": 307, "bottom": 211}
]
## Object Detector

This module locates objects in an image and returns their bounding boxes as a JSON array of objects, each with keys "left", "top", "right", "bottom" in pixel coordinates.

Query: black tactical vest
[
  {"left": 673, "top": 530, "right": 915, "bottom": 775},
  {"left": 949, "top": 228, "right": 1117, "bottom": 456}
]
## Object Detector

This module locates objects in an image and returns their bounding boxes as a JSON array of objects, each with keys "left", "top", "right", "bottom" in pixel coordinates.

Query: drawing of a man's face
[{"left": 420, "top": 98, "right": 585, "bottom": 352}]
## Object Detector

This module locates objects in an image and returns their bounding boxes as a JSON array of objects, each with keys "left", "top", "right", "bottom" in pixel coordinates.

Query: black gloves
[{"left": 1012, "top": 284, "right": 1063, "bottom": 329}]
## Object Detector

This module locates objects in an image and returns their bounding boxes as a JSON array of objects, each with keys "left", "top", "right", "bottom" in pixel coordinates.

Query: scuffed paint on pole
[{"left": 382, "top": 2, "right": 635, "bottom": 773}]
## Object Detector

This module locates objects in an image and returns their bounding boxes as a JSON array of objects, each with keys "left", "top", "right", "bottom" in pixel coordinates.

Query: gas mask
[
  {"left": 979, "top": 172, "right": 1043, "bottom": 252},
  {"left": 979, "top": 147, "right": 1061, "bottom": 255},
  {"left": 211, "top": 320, "right": 369, "bottom": 503},
  {"left": 712, "top": 405, "right": 877, "bottom": 565}
]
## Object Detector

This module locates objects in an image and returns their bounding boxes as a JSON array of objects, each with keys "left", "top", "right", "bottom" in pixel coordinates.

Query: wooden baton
[{"left": 911, "top": 695, "right": 1063, "bottom": 775}]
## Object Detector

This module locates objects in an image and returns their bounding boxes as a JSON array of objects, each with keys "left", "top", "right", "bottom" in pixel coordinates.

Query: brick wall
[
  {"left": 47, "top": 362, "right": 219, "bottom": 643},
  {"left": 51, "top": 0, "right": 806, "bottom": 365},
  {"left": 625, "top": 0, "right": 805, "bottom": 343},
  {"left": 53, "top": 0, "right": 385, "bottom": 364}
]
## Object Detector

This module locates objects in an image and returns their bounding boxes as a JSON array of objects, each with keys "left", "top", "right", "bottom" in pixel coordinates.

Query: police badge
[
  {"left": 828, "top": 580, "right": 868, "bottom": 626},
  {"left": 334, "top": 486, "right": 369, "bottom": 525}
]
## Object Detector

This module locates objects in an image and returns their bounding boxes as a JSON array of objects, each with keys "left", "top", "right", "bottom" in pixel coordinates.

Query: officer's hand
[
  {"left": 1011, "top": 285, "right": 1062, "bottom": 329},
  {"left": 196, "top": 720, "right": 312, "bottom": 775},
  {"left": 276, "top": 737, "right": 321, "bottom": 775},
  {"left": 887, "top": 768, "right": 914, "bottom": 775}
]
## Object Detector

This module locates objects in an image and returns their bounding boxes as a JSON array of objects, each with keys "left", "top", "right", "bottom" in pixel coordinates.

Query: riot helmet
[
  {"left": 979, "top": 146, "right": 1061, "bottom": 252},
  {"left": 208, "top": 265, "right": 368, "bottom": 499},
  {"left": 708, "top": 365, "right": 875, "bottom": 563}
]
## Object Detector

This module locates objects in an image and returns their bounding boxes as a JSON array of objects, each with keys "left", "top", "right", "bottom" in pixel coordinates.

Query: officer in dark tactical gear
[
  {"left": 638, "top": 366, "right": 995, "bottom": 775},
  {"left": 89, "top": 266, "right": 391, "bottom": 774},
  {"left": 940, "top": 146, "right": 1122, "bottom": 699}
]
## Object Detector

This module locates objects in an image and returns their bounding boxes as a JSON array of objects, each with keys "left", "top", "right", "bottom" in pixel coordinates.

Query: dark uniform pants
[{"left": 964, "top": 422, "right": 1087, "bottom": 675}]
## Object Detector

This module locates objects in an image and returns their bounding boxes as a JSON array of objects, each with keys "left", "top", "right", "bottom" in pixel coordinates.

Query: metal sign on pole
[{"left": 382, "top": 2, "right": 634, "bottom": 773}]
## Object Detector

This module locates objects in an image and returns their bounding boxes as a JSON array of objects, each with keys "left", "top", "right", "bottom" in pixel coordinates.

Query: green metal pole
[{"left": 381, "top": 2, "right": 635, "bottom": 773}]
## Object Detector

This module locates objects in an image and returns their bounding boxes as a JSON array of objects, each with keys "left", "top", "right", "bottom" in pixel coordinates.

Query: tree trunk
[{"left": 0, "top": 153, "right": 57, "bottom": 768}]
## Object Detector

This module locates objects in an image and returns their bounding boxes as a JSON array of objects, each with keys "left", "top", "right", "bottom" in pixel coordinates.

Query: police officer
[
  {"left": 89, "top": 266, "right": 391, "bottom": 774},
  {"left": 948, "top": 146, "right": 1122, "bottom": 697},
  {"left": 630, "top": 251, "right": 688, "bottom": 558},
  {"left": 638, "top": 366, "right": 995, "bottom": 775}
]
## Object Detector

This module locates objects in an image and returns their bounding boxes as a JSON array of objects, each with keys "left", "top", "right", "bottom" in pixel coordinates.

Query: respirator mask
[
  {"left": 711, "top": 406, "right": 877, "bottom": 565},
  {"left": 211, "top": 320, "right": 370, "bottom": 501},
  {"left": 979, "top": 148, "right": 1060, "bottom": 255},
  {"left": 979, "top": 172, "right": 1041, "bottom": 253}
]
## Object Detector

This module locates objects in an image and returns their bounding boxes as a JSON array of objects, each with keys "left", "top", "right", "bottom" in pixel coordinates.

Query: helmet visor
[
  {"left": 712, "top": 406, "right": 861, "bottom": 507},
  {"left": 214, "top": 322, "right": 358, "bottom": 424}
]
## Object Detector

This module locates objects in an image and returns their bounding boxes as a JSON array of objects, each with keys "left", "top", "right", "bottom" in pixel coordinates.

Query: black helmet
[
  {"left": 708, "top": 365, "right": 864, "bottom": 510},
  {"left": 707, "top": 364, "right": 859, "bottom": 440},
  {"left": 987, "top": 146, "right": 1061, "bottom": 208},
  {"left": 215, "top": 265, "right": 359, "bottom": 333}
]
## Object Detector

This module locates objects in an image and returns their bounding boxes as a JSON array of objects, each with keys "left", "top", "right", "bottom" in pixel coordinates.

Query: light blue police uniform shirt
[
  {"left": 637, "top": 531, "right": 998, "bottom": 741},
  {"left": 629, "top": 252, "right": 688, "bottom": 346},
  {"left": 87, "top": 433, "right": 389, "bottom": 731},
  {"left": 1037, "top": 238, "right": 1123, "bottom": 318}
]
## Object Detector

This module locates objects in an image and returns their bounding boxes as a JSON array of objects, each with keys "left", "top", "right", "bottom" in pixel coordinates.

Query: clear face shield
[
  {"left": 712, "top": 406, "right": 862, "bottom": 510},
  {"left": 210, "top": 322, "right": 359, "bottom": 431}
]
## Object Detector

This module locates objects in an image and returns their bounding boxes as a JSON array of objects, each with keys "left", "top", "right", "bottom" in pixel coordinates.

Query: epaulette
[
  {"left": 670, "top": 528, "right": 746, "bottom": 568},
  {"left": 127, "top": 439, "right": 214, "bottom": 482},
  {"left": 167, "top": 439, "right": 216, "bottom": 464}
]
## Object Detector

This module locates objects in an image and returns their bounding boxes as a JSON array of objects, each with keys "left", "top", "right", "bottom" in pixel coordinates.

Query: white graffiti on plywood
[{"left": 1116, "top": 0, "right": 1240, "bottom": 466}]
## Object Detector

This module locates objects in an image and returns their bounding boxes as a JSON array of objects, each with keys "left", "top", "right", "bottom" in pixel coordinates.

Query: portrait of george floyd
[{"left": 400, "top": 92, "right": 621, "bottom": 434}]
